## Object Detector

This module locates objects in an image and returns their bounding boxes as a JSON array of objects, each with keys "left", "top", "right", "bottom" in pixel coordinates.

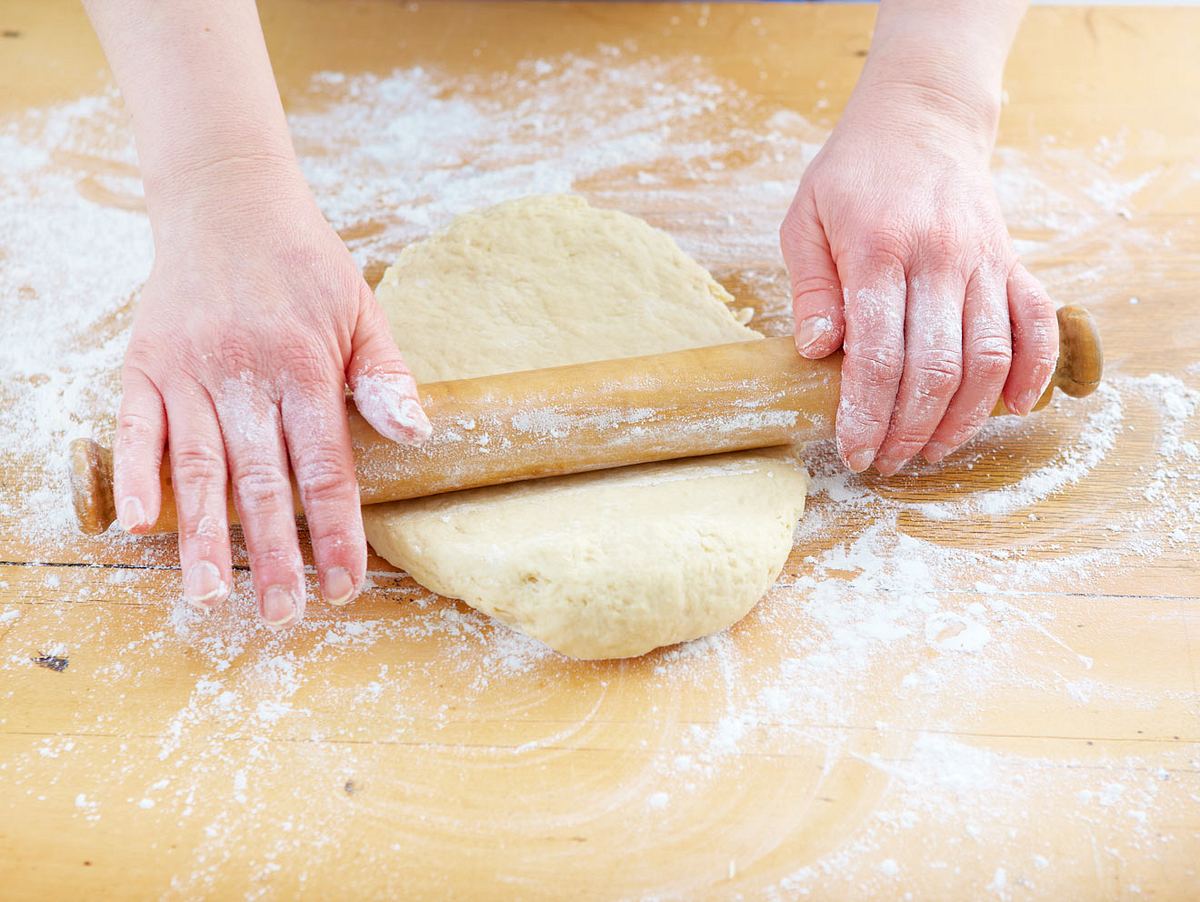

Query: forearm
[
  {"left": 853, "top": 0, "right": 1029, "bottom": 151},
  {"left": 83, "top": 0, "right": 301, "bottom": 230}
]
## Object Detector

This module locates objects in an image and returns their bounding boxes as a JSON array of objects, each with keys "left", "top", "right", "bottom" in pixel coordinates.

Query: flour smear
[{"left": 1, "top": 47, "right": 1198, "bottom": 896}]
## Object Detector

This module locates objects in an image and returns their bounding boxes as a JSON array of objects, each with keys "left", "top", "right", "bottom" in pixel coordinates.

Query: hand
[
  {"left": 114, "top": 160, "right": 430, "bottom": 627},
  {"left": 780, "top": 83, "right": 1058, "bottom": 476}
]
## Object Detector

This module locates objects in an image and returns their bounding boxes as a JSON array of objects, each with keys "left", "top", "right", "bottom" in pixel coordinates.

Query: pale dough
[{"left": 363, "top": 195, "right": 807, "bottom": 659}]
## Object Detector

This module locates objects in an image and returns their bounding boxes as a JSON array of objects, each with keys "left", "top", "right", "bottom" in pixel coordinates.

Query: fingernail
[
  {"left": 118, "top": 497, "right": 147, "bottom": 531},
  {"left": 846, "top": 448, "right": 875, "bottom": 473},
  {"left": 184, "top": 561, "right": 226, "bottom": 609},
  {"left": 876, "top": 456, "right": 910, "bottom": 477},
  {"left": 354, "top": 374, "right": 433, "bottom": 445},
  {"left": 396, "top": 398, "right": 433, "bottom": 445},
  {"left": 261, "top": 585, "right": 298, "bottom": 627},
  {"left": 923, "top": 441, "right": 950, "bottom": 464},
  {"left": 323, "top": 567, "right": 357, "bottom": 607},
  {"left": 796, "top": 315, "right": 833, "bottom": 357},
  {"left": 1016, "top": 388, "right": 1041, "bottom": 416}
]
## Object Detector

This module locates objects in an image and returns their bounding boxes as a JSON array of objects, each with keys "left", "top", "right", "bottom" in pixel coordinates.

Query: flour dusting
[{"left": 1, "top": 46, "right": 1198, "bottom": 897}]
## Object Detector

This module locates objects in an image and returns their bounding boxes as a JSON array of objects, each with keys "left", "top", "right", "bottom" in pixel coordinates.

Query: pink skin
[
  {"left": 91, "top": 0, "right": 1053, "bottom": 633},
  {"left": 780, "top": 0, "right": 1058, "bottom": 476},
  {"left": 86, "top": 0, "right": 432, "bottom": 627},
  {"left": 113, "top": 171, "right": 430, "bottom": 626}
]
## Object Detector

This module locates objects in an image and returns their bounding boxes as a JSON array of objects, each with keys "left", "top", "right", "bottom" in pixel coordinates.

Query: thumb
[
  {"left": 780, "top": 196, "right": 845, "bottom": 359},
  {"left": 347, "top": 286, "right": 432, "bottom": 446}
]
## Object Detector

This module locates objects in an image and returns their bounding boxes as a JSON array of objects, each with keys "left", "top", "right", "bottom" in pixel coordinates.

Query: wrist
[
  {"left": 143, "top": 139, "right": 311, "bottom": 245},
  {"left": 142, "top": 116, "right": 298, "bottom": 202},
  {"left": 846, "top": 69, "right": 1001, "bottom": 161},
  {"left": 851, "top": 3, "right": 1020, "bottom": 155}
]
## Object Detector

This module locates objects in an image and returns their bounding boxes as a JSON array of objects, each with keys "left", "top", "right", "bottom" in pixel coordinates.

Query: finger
[
  {"left": 780, "top": 198, "right": 845, "bottom": 359},
  {"left": 834, "top": 251, "right": 907, "bottom": 473},
  {"left": 216, "top": 380, "right": 306, "bottom": 629},
  {"left": 922, "top": 266, "right": 1011, "bottom": 463},
  {"left": 163, "top": 384, "right": 232, "bottom": 611},
  {"left": 873, "top": 271, "right": 966, "bottom": 476},
  {"left": 1003, "top": 263, "right": 1059, "bottom": 416},
  {"left": 348, "top": 289, "right": 432, "bottom": 445},
  {"left": 281, "top": 378, "right": 366, "bottom": 607},
  {"left": 113, "top": 365, "right": 166, "bottom": 533}
]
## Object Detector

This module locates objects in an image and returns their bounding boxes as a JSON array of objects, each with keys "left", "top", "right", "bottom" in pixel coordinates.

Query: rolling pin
[{"left": 70, "top": 305, "right": 1102, "bottom": 535}]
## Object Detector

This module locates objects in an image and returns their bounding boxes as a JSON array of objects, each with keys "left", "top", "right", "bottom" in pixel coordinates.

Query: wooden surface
[{"left": 2, "top": 2, "right": 1199, "bottom": 898}]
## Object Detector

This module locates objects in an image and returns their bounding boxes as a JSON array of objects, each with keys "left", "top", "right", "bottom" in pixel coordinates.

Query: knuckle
[
  {"left": 975, "top": 253, "right": 1009, "bottom": 282},
  {"left": 837, "top": 398, "right": 889, "bottom": 435},
  {"left": 885, "top": 435, "right": 927, "bottom": 456},
  {"left": 912, "top": 350, "right": 963, "bottom": 396},
  {"left": 1034, "top": 312, "right": 1059, "bottom": 346},
  {"left": 857, "top": 230, "right": 909, "bottom": 268},
  {"left": 791, "top": 274, "right": 840, "bottom": 308},
  {"left": 1011, "top": 275, "right": 1055, "bottom": 320},
  {"left": 1020, "top": 293, "right": 1057, "bottom": 324},
  {"left": 1021, "top": 322, "right": 1057, "bottom": 355},
  {"left": 231, "top": 460, "right": 292, "bottom": 513},
  {"left": 849, "top": 345, "right": 905, "bottom": 387},
  {"left": 172, "top": 443, "right": 224, "bottom": 487},
  {"left": 294, "top": 448, "right": 354, "bottom": 506},
  {"left": 116, "top": 411, "right": 159, "bottom": 447},
  {"left": 213, "top": 332, "right": 268, "bottom": 377},
  {"left": 846, "top": 411, "right": 889, "bottom": 432},
  {"left": 181, "top": 513, "right": 225, "bottom": 545},
  {"left": 1030, "top": 287, "right": 1056, "bottom": 312},
  {"left": 279, "top": 342, "right": 334, "bottom": 388},
  {"left": 1012, "top": 306, "right": 1059, "bottom": 362},
  {"left": 123, "top": 338, "right": 163, "bottom": 372},
  {"left": 922, "top": 218, "right": 968, "bottom": 257},
  {"left": 965, "top": 338, "right": 1012, "bottom": 381}
]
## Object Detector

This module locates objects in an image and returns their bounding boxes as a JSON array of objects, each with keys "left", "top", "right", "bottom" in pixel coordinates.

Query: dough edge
[
  {"left": 363, "top": 194, "right": 808, "bottom": 659},
  {"left": 364, "top": 450, "right": 807, "bottom": 660}
]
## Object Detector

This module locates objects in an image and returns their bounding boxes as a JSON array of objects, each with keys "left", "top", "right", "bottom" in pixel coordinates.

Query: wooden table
[{"left": 2, "top": 2, "right": 1198, "bottom": 898}]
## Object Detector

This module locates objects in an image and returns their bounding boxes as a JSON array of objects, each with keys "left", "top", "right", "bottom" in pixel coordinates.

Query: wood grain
[{"left": 1, "top": 2, "right": 1199, "bottom": 899}]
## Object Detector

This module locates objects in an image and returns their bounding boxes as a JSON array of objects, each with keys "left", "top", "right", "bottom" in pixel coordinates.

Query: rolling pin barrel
[{"left": 69, "top": 305, "right": 1102, "bottom": 535}]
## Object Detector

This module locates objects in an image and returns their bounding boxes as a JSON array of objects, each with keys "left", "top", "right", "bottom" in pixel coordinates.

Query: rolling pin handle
[
  {"left": 1052, "top": 304, "right": 1104, "bottom": 398},
  {"left": 1031, "top": 304, "right": 1104, "bottom": 412},
  {"left": 69, "top": 437, "right": 116, "bottom": 536}
]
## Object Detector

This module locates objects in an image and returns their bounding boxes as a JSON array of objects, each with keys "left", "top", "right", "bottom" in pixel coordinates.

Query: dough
[{"left": 363, "top": 195, "right": 807, "bottom": 659}]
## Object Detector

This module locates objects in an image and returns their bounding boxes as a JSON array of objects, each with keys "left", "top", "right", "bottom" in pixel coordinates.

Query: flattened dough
[{"left": 363, "top": 195, "right": 807, "bottom": 659}]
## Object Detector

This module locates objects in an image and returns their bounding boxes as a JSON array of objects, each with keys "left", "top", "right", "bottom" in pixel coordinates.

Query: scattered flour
[{"left": 0, "top": 46, "right": 1197, "bottom": 898}]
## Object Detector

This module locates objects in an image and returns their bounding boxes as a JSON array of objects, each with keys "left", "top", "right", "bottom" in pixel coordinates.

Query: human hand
[
  {"left": 780, "top": 82, "right": 1058, "bottom": 476},
  {"left": 114, "top": 159, "right": 430, "bottom": 627}
]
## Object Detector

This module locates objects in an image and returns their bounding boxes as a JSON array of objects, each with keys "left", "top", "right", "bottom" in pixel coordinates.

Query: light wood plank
[{"left": 2, "top": 2, "right": 1199, "bottom": 898}]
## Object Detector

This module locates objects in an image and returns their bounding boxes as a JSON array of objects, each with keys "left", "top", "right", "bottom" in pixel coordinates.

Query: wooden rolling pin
[{"left": 70, "top": 305, "right": 1102, "bottom": 535}]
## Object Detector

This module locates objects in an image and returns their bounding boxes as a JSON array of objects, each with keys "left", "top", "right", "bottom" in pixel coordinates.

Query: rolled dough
[{"left": 363, "top": 195, "right": 807, "bottom": 659}]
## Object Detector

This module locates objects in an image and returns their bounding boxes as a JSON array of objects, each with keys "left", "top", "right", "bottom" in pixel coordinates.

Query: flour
[
  {"left": 912, "top": 382, "right": 1125, "bottom": 520},
  {"left": 0, "top": 46, "right": 1197, "bottom": 896},
  {"left": 352, "top": 372, "right": 431, "bottom": 445}
]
